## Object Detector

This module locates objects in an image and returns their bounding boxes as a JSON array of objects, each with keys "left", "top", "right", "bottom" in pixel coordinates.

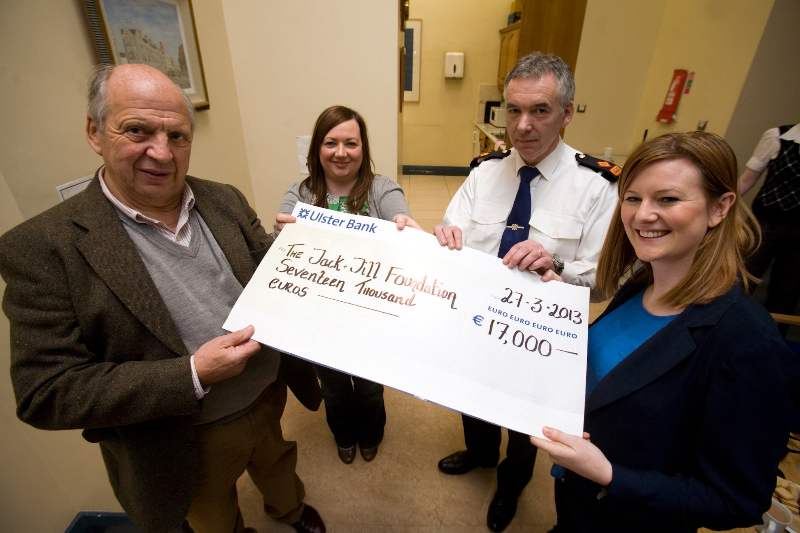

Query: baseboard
[{"left": 402, "top": 165, "right": 471, "bottom": 176}]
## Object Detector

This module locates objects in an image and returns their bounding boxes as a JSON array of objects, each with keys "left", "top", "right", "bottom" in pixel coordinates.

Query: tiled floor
[
  {"left": 399, "top": 174, "right": 465, "bottom": 234},
  {"left": 237, "top": 175, "right": 605, "bottom": 532}
]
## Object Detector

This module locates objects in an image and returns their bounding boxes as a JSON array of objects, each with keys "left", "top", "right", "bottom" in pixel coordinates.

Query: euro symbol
[{"left": 472, "top": 315, "right": 484, "bottom": 326}]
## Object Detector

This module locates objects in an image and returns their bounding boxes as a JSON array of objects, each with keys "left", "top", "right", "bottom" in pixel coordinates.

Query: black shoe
[
  {"left": 291, "top": 504, "right": 326, "bottom": 533},
  {"left": 360, "top": 442, "right": 379, "bottom": 462},
  {"left": 437, "top": 450, "right": 497, "bottom": 475},
  {"left": 337, "top": 445, "right": 356, "bottom": 464},
  {"left": 487, "top": 492, "right": 518, "bottom": 532}
]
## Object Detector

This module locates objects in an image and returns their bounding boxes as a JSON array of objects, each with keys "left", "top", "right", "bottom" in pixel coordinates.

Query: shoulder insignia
[
  {"left": 575, "top": 153, "right": 621, "bottom": 182},
  {"left": 470, "top": 149, "right": 513, "bottom": 169}
]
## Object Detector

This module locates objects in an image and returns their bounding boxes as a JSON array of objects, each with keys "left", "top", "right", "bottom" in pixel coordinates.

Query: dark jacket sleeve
[{"left": 0, "top": 216, "right": 200, "bottom": 431}]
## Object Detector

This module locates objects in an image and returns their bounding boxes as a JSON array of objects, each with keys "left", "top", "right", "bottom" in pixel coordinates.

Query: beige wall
[
  {"left": 0, "top": 168, "right": 122, "bottom": 531},
  {"left": 403, "top": 0, "right": 774, "bottom": 167},
  {"left": 564, "top": 0, "right": 667, "bottom": 158},
  {"left": 724, "top": 0, "right": 800, "bottom": 205},
  {"left": 0, "top": 0, "right": 254, "bottom": 222},
  {"left": 221, "top": 0, "right": 402, "bottom": 223},
  {"left": 0, "top": 0, "right": 253, "bottom": 528},
  {"left": 402, "top": 0, "right": 509, "bottom": 167},
  {"left": 629, "top": 0, "right": 774, "bottom": 148}
]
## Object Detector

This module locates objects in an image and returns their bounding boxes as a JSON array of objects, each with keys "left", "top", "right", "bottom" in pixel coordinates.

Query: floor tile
[
  {"left": 408, "top": 209, "right": 446, "bottom": 221},
  {"left": 445, "top": 176, "right": 467, "bottom": 196},
  {"left": 408, "top": 190, "right": 452, "bottom": 201},
  {"left": 239, "top": 388, "right": 557, "bottom": 532}
]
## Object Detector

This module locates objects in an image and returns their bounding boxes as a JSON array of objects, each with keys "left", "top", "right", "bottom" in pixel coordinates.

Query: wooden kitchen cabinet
[
  {"left": 497, "top": 22, "right": 521, "bottom": 86},
  {"left": 497, "top": 0, "right": 587, "bottom": 89}
]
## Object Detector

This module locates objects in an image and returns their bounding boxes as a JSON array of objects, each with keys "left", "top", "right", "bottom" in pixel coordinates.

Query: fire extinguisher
[{"left": 656, "top": 70, "right": 688, "bottom": 125}]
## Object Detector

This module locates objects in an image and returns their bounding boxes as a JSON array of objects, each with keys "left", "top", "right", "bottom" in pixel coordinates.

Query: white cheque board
[{"left": 224, "top": 203, "right": 588, "bottom": 438}]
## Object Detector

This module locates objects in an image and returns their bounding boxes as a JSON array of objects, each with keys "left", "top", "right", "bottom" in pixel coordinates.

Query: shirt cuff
[{"left": 190, "top": 355, "right": 210, "bottom": 399}]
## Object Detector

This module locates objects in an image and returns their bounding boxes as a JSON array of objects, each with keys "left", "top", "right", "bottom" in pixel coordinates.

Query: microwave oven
[{"left": 489, "top": 106, "right": 506, "bottom": 127}]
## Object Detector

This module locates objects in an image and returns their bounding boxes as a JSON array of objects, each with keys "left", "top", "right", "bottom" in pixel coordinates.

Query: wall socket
[
  {"left": 697, "top": 119, "right": 708, "bottom": 131},
  {"left": 577, "top": 104, "right": 587, "bottom": 113}
]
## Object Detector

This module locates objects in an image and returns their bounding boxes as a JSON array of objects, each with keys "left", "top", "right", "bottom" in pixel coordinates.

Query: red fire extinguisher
[{"left": 656, "top": 70, "right": 688, "bottom": 125}]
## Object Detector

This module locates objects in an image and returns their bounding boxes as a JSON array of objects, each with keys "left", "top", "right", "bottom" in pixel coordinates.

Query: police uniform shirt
[{"left": 442, "top": 139, "right": 618, "bottom": 301}]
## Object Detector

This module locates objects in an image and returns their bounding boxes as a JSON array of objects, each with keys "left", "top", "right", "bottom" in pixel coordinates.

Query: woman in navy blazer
[{"left": 533, "top": 132, "right": 800, "bottom": 532}]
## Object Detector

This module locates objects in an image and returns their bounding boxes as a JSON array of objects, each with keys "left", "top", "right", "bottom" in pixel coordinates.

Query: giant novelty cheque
[{"left": 224, "top": 203, "right": 589, "bottom": 438}]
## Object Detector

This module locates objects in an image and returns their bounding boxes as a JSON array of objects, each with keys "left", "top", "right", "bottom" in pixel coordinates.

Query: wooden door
[{"left": 518, "top": 0, "right": 587, "bottom": 73}]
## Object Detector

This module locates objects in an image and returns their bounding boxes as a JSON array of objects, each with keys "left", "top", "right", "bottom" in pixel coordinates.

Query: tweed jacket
[
  {"left": 557, "top": 279, "right": 800, "bottom": 532},
  {"left": 0, "top": 173, "right": 320, "bottom": 533}
]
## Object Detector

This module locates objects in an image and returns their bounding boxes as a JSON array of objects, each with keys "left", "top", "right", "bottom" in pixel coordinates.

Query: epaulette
[
  {"left": 470, "top": 149, "right": 513, "bottom": 169},
  {"left": 575, "top": 153, "right": 621, "bottom": 183}
]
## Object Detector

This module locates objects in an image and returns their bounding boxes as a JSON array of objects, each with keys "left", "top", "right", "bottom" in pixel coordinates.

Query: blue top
[
  {"left": 585, "top": 289, "right": 677, "bottom": 396},
  {"left": 551, "top": 289, "right": 676, "bottom": 478}
]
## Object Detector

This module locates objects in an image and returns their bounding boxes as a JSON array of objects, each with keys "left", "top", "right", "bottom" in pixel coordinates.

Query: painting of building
[{"left": 102, "top": 0, "right": 194, "bottom": 91}]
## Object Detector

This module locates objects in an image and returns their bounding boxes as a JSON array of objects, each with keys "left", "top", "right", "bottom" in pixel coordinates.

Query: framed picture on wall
[
  {"left": 83, "top": 0, "right": 210, "bottom": 109},
  {"left": 404, "top": 20, "right": 421, "bottom": 102}
]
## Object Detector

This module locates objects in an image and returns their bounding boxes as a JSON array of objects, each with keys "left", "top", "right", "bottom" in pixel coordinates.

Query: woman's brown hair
[
  {"left": 301, "top": 105, "right": 375, "bottom": 215},
  {"left": 596, "top": 131, "right": 760, "bottom": 308}
]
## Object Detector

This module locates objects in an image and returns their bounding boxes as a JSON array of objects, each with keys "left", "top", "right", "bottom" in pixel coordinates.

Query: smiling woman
[
  {"left": 532, "top": 132, "right": 800, "bottom": 533},
  {"left": 273, "top": 105, "right": 421, "bottom": 466}
]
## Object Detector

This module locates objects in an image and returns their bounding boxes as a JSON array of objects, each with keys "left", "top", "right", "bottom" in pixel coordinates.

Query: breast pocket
[
  {"left": 469, "top": 200, "right": 509, "bottom": 251},
  {"left": 528, "top": 210, "right": 584, "bottom": 261}
]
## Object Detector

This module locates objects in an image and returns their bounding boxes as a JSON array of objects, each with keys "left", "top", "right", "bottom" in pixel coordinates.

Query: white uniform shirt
[
  {"left": 746, "top": 124, "right": 800, "bottom": 173},
  {"left": 442, "top": 139, "right": 618, "bottom": 301}
]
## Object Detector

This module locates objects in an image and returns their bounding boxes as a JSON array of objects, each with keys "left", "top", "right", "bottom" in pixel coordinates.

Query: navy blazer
[{"left": 557, "top": 279, "right": 800, "bottom": 532}]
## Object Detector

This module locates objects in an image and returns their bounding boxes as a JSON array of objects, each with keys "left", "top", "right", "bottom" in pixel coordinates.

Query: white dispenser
[{"left": 445, "top": 52, "right": 464, "bottom": 78}]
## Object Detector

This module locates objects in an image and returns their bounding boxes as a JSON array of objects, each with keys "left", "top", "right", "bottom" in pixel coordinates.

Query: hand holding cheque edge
[
  {"left": 194, "top": 325, "right": 262, "bottom": 386},
  {"left": 434, "top": 224, "right": 561, "bottom": 281},
  {"left": 274, "top": 212, "right": 421, "bottom": 238},
  {"left": 531, "top": 428, "right": 614, "bottom": 487}
]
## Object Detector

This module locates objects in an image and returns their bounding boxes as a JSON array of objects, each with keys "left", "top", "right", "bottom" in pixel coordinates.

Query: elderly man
[
  {"left": 434, "top": 52, "right": 619, "bottom": 532},
  {"left": 0, "top": 64, "right": 325, "bottom": 533}
]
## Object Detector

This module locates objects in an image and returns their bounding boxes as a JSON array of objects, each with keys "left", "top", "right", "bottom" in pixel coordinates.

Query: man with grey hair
[
  {"left": 0, "top": 63, "right": 325, "bottom": 533},
  {"left": 434, "top": 52, "right": 619, "bottom": 532}
]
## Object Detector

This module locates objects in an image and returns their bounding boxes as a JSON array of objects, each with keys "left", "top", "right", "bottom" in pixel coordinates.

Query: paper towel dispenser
[{"left": 445, "top": 52, "right": 464, "bottom": 78}]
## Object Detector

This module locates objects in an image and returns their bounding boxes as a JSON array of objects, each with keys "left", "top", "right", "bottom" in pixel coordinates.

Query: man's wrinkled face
[
  {"left": 86, "top": 65, "right": 193, "bottom": 211},
  {"left": 505, "top": 75, "right": 573, "bottom": 166}
]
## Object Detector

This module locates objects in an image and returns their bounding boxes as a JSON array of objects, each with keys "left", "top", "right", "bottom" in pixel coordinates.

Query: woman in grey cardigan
[{"left": 274, "top": 105, "right": 420, "bottom": 464}]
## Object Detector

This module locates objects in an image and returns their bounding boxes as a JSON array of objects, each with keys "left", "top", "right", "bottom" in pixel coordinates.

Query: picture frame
[
  {"left": 83, "top": 0, "right": 210, "bottom": 109},
  {"left": 404, "top": 20, "right": 421, "bottom": 102}
]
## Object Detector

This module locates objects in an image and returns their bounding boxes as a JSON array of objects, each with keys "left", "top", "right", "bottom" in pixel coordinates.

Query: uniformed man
[{"left": 434, "top": 52, "right": 619, "bottom": 533}]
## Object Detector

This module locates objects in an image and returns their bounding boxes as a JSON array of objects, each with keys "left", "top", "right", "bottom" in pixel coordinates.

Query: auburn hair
[
  {"left": 596, "top": 131, "right": 760, "bottom": 308},
  {"left": 301, "top": 105, "right": 375, "bottom": 215}
]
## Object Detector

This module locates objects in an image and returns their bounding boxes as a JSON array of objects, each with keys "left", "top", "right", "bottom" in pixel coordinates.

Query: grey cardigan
[{"left": 278, "top": 175, "right": 411, "bottom": 221}]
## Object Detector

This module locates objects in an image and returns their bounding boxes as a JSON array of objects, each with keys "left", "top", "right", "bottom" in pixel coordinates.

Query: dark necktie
[{"left": 497, "top": 166, "right": 539, "bottom": 258}]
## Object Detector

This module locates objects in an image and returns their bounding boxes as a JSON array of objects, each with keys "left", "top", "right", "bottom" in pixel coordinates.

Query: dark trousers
[
  {"left": 462, "top": 414, "right": 538, "bottom": 497},
  {"left": 315, "top": 365, "right": 386, "bottom": 448},
  {"left": 747, "top": 219, "right": 800, "bottom": 336}
]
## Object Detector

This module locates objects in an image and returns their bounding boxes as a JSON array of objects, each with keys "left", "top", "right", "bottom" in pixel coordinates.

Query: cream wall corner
[
  {"left": 0, "top": 169, "right": 122, "bottom": 531},
  {"left": 222, "top": 0, "right": 402, "bottom": 224},
  {"left": 564, "top": 0, "right": 667, "bottom": 158},
  {"left": 630, "top": 0, "right": 775, "bottom": 150},
  {"left": 0, "top": 0, "right": 255, "bottom": 221},
  {"left": 401, "top": 0, "right": 509, "bottom": 168},
  {"left": 724, "top": 0, "right": 800, "bottom": 206}
]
